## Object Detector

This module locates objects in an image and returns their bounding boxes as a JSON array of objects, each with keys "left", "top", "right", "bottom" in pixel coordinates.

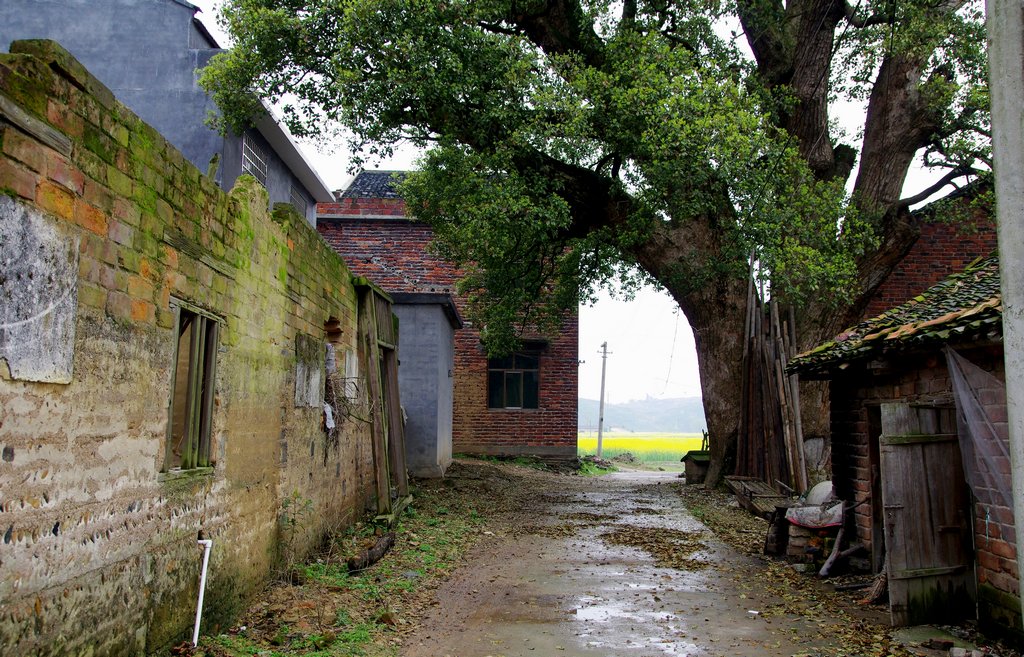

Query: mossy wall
[{"left": 0, "top": 40, "right": 376, "bottom": 656}]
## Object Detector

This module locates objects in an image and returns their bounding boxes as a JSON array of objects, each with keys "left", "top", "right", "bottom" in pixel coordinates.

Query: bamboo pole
[{"left": 788, "top": 306, "right": 808, "bottom": 491}]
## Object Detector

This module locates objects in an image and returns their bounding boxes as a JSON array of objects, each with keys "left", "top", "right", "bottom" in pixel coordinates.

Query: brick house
[
  {"left": 318, "top": 172, "right": 579, "bottom": 468},
  {"left": 789, "top": 257, "right": 1019, "bottom": 639},
  {"left": 0, "top": 0, "right": 333, "bottom": 224},
  {"left": 0, "top": 42, "right": 402, "bottom": 654},
  {"left": 864, "top": 182, "right": 996, "bottom": 317}
]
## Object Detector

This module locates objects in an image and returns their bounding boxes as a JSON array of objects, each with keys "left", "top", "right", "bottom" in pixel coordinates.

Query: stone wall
[
  {"left": 829, "top": 345, "right": 1019, "bottom": 638},
  {"left": 0, "top": 41, "right": 377, "bottom": 656}
]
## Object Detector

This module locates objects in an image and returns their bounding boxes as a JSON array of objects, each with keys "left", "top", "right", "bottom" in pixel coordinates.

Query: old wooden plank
[
  {"left": 880, "top": 403, "right": 975, "bottom": 626},
  {"left": 880, "top": 433, "right": 957, "bottom": 446},
  {"left": 0, "top": 92, "right": 72, "bottom": 155},
  {"left": 889, "top": 565, "right": 968, "bottom": 580},
  {"left": 383, "top": 346, "right": 408, "bottom": 498},
  {"left": 359, "top": 286, "right": 391, "bottom": 514}
]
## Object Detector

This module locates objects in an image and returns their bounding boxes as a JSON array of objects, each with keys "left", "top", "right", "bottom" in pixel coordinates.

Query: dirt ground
[{"left": 198, "top": 459, "right": 1017, "bottom": 657}]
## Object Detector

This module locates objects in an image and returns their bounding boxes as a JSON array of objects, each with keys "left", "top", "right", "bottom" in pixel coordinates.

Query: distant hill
[{"left": 578, "top": 397, "right": 706, "bottom": 433}]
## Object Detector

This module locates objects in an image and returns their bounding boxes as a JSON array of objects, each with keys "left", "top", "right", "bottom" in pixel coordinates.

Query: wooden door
[
  {"left": 356, "top": 280, "right": 410, "bottom": 516},
  {"left": 879, "top": 403, "right": 975, "bottom": 626}
]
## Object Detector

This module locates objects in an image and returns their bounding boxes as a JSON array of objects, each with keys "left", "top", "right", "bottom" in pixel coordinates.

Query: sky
[{"left": 191, "top": 1, "right": 960, "bottom": 406}]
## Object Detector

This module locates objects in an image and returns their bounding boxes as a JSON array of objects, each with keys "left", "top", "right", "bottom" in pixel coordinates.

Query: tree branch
[
  {"left": 735, "top": 0, "right": 791, "bottom": 84},
  {"left": 511, "top": 0, "right": 607, "bottom": 68},
  {"left": 478, "top": 21, "right": 522, "bottom": 37},
  {"left": 842, "top": 2, "right": 893, "bottom": 28},
  {"left": 897, "top": 167, "right": 974, "bottom": 209},
  {"left": 621, "top": 0, "right": 637, "bottom": 33}
]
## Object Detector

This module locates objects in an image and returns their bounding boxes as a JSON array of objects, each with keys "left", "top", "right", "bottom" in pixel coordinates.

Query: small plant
[
  {"left": 511, "top": 455, "right": 549, "bottom": 470},
  {"left": 278, "top": 490, "right": 314, "bottom": 581}
]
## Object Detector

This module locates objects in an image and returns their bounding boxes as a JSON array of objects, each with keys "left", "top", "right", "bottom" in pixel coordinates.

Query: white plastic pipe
[{"left": 192, "top": 539, "right": 213, "bottom": 647}]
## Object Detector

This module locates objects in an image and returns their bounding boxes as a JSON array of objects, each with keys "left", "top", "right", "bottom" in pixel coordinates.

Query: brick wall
[
  {"left": 317, "top": 211, "right": 461, "bottom": 293},
  {"left": 0, "top": 41, "right": 377, "bottom": 655},
  {"left": 318, "top": 202, "right": 579, "bottom": 459},
  {"left": 452, "top": 314, "right": 579, "bottom": 458},
  {"left": 829, "top": 345, "right": 1019, "bottom": 638},
  {"left": 864, "top": 206, "right": 997, "bottom": 318}
]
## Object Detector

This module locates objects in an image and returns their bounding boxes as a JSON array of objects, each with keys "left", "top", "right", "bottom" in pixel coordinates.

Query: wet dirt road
[{"left": 401, "top": 469, "right": 842, "bottom": 657}]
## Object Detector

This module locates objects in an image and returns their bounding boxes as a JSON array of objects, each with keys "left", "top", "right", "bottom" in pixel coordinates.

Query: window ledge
[{"left": 159, "top": 466, "right": 215, "bottom": 483}]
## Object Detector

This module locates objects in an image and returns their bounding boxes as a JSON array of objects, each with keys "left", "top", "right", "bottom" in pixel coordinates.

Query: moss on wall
[{"left": 0, "top": 40, "right": 376, "bottom": 656}]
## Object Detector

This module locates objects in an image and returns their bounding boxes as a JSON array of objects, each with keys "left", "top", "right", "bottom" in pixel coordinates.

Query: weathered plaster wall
[
  {"left": 829, "top": 345, "right": 1019, "bottom": 639},
  {"left": 0, "top": 41, "right": 375, "bottom": 656}
]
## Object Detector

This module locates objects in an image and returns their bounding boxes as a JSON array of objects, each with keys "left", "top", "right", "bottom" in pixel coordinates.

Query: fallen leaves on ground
[
  {"left": 677, "top": 483, "right": 1024, "bottom": 657},
  {"left": 600, "top": 524, "right": 710, "bottom": 571}
]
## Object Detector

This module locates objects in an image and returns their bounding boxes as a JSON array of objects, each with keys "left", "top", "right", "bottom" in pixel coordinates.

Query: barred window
[
  {"left": 290, "top": 183, "right": 308, "bottom": 216},
  {"left": 241, "top": 134, "right": 268, "bottom": 185}
]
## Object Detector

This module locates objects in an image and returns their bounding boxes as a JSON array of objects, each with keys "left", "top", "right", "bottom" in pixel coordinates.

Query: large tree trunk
[
  {"left": 679, "top": 279, "right": 748, "bottom": 486},
  {"left": 627, "top": 207, "right": 749, "bottom": 486}
]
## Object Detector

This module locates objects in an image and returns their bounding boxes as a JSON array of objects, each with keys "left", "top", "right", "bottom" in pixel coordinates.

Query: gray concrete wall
[
  {"left": 222, "top": 128, "right": 317, "bottom": 224},
  {"left": 0, "top": 0, "right": 223, "bottom": 179},
  {"left": 395, "top": 304, "right": 455, "bottom": 478},
  {"left": 436, "top": 308, "right": 455, "bottom": 468},
  {"left": 0, "top": 0, "right": 318, "bottom": 224}
]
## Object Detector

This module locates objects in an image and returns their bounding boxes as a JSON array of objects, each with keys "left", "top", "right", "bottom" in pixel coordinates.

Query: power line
[{"left": 661, "top": 309, "right": 680, "bottom": 395}]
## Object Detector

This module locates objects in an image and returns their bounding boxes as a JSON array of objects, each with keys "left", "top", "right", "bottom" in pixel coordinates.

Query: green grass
[
  {"left": 577, "top": 459, "right": 617, "bottom": 476},
  {"left": 577, "top": 432, "right": 704, "bottom": 462}
]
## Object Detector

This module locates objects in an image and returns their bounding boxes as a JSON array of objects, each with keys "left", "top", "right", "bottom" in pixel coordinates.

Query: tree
[{"left": 202, "top": 0, "right": 989, "bottom": 484}]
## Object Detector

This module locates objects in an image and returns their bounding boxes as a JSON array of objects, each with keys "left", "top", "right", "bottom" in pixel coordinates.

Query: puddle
[{"left": 573, "top": 595, "right": 700, "bottom": 656}]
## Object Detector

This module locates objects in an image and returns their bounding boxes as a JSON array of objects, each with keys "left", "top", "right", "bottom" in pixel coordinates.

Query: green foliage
[
  {"left": 278, "top": 490, "right": 314, "bottom": 579},
  {"left": 202, "top": 0, "right": 990, "bottom": 352}
]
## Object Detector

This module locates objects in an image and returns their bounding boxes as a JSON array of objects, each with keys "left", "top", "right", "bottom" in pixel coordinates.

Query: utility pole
[
  {"left": 597, "top": 342, "right": 608, "bottom": 459},
  {"left": 986, "top": 0, "right": 1024, "bottom": 626}
]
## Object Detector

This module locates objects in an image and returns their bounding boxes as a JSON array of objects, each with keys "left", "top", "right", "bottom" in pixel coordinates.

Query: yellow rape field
[{"left": 577, "top": 432, "right": 704, "bottom": 463}]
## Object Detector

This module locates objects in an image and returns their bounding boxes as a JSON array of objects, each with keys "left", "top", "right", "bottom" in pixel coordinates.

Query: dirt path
[
  {"left": 400, "top": 467, "right": 868, "bottom": 657},
  {"left": 206, "top": 460, "right": 1013, "bottom": 657}
]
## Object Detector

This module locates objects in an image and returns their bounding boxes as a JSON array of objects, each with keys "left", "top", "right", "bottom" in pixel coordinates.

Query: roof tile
[{"left": 789, "top": 256, "right": 1001, "bottom": 375}]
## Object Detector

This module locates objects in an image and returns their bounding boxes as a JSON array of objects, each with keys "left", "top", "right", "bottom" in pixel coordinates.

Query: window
[
  {"left": 241, "top": 134, "right": 268, "bottom": 185},
  {"left": 165, "top": 303, "right": 220, "bottom": 470},
  {"left": 487, "top": 352, "right": 540, "bottom": 409},
  {"left": 290, "top": 182, "right": 308, "bottom": 217}
]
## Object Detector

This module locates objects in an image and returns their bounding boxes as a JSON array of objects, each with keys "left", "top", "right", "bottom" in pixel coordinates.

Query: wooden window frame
[
  {"left": 487, "top": 351, "right": 540, "bottom": 410},
  {"left": 164, "top": 299, "right": 220, "bottom": 471}
]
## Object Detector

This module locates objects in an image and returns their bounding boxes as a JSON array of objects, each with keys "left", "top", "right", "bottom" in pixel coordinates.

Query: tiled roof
[
  {"left": 789, "top": 256, "right": 1002, "bottom": 376},
  {"left": 338, "top": 170, "right": 408, "bottom": 199}
]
